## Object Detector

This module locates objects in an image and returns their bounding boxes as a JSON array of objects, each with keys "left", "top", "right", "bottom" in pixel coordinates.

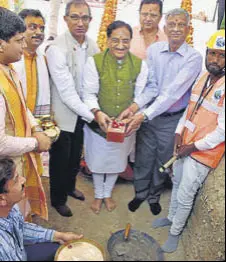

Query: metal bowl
[{"left": 108, "top": 229, "right": 165, "bottom": 261}]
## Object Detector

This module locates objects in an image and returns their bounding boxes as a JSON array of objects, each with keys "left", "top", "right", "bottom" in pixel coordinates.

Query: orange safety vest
[{"left": 183, "top": 72, "right": 225, "bottom": 169}]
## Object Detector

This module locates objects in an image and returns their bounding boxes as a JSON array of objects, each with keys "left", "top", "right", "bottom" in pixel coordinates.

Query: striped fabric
[{"left": 0, "top": 205, "right": 54, "bottom": 261}]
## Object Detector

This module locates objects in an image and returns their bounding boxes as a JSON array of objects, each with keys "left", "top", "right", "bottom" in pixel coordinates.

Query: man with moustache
[
  {"left": 0, "top": 158, "right": 83, "bottom": 261},
  {"left": 14, "top": 9, "right": 51, "bottom": 120},
  {"left": 83, "top": 21, "right": 151, "bottom": 214},
  {"left": 46, "top": 0, "right": 99, "bottom": 217},
  {"left": 152, "top": 30, "right": 225, "bottom": 253},
  {"left": 0, "top": 7, "right": 51, "bottom": 220},
  {"left": 130, "top": 0, "right": 167, "bottom": 60},
  {"left": 119, "top": 9, "right": 203, "bottom": 216}
]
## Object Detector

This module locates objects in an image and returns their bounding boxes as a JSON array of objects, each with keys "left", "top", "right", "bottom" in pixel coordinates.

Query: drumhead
[{"left": 54, "top": 239, "right": 106, "bottom": 261}]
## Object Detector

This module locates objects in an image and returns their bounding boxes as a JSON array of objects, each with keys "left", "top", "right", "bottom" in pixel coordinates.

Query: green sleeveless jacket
[{"left": 93, "top": 49, "right": 142, "bottom": 118}]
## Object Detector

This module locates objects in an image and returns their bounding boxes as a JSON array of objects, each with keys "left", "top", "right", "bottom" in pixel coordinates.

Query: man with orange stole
[{"left": 0, "top": 7, "right": 51, "bottom": 219}]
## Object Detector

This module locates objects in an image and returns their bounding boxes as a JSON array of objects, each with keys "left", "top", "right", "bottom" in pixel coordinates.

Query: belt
[{"left": 160, "top": 108, "right": 186, "bottom": 117}]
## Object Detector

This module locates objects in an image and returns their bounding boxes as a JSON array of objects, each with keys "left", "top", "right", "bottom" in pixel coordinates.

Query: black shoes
[
  {"left": 128, "top": 198, "right": 144, "bottom": 212},
  {"left": 68, "top": 190, "right": 85, "bottom": 201},
  {"left": 52, "top": 190, "right": 85, "bottom": 217},
  {"left": 129, "top": 198, "right": 162, "bottom": 215},
  {"left": 150, "top": 203, "right": 162, "bottom": 216},
  {"left": 53, "top": 205, "right": 73, "bottom": 217}
]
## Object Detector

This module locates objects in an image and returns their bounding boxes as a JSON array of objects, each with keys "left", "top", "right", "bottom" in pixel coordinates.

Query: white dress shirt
[{"left": 46, "top": 44, "right": 94, "bottom": 124}]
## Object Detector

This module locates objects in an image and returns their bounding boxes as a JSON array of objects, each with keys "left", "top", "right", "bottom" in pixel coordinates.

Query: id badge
[{"left": 185, "top": 120, "right": 196, "bottom": 133}]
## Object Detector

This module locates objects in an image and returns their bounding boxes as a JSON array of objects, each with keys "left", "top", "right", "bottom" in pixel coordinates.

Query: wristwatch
[
  {"left": 142, "top": 112, "right": 149, "bottom": 122},
  {"left": 34, "top": 139, "right": 39, "bottom": 152}
]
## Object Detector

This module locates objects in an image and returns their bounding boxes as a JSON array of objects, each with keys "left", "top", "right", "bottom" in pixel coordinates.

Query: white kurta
[
  {"left": 13, "top": 50, "right": 51, "bottom": 117},
  {"left": 83, "top": 57, "right": 150, "bottom": 174}
]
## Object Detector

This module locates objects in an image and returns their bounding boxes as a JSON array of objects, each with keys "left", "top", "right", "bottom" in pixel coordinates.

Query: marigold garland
[
  {"left": 0, "top": 0, "right": 24, "bottom": 11},
  {"left": 0, "top": 0, "right": 9, "bottom": 8},
  {"left": 97, "top": 0, "right": 118, "bottom": 51},
  {"left": 181, "top": 0, "right": 194, "bottom": 46}
]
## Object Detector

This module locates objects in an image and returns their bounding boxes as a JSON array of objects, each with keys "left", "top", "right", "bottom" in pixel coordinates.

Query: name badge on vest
[
  {"left": 185, "top": 120, "right": 196, "bottom": 133},
  {"left": 212, "top": 87, "right": 225, "bottom": 104}
]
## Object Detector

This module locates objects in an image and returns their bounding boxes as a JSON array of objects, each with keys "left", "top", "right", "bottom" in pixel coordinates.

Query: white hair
[{"left": 165, "top": 8, "right": 190, "bottom": 25}]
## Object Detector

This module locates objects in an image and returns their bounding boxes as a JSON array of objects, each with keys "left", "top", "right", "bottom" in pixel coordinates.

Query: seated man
[{"left": 0, "top": 158, "right": 83, "bottom": 261}]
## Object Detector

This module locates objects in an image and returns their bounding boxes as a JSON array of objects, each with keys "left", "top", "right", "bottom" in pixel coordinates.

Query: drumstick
[{"left": 159, "top": 156, "right": 178, "bottom": 173}]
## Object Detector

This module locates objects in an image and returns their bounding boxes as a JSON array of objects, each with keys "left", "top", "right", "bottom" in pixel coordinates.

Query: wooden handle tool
[
  {"left": 159, "top": 156, "right": 178, "bottom": 173},
  {"left": 124, "top": 223, "right": 132, "bottom": 241}
]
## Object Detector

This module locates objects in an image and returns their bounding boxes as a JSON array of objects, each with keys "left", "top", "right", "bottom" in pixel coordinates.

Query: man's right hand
[
  {"left": 174, "top": 133, "right": 182, "bottom": 156},
  {"left": 118, "top": 103, "right": 139, "bottom": 121},
  {"left": 33, "top": 132, "right": 51, "bottom": 153},
  {"left": 95, "top": 111, "right": 112, "bottom": 133}
]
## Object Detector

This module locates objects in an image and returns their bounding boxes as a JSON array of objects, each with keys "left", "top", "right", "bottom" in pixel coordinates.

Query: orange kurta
[{"left": 24, "top": 51, "right": 38, "bottom": 114}]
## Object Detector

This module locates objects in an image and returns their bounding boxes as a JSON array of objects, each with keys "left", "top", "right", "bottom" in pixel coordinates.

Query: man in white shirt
[{"left": 46, "top": 0, "right": 99, "bottom": 217}]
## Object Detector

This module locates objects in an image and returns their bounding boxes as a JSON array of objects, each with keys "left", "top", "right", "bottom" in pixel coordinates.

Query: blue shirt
[
  {"left": 135, "top": 41, "right": 203, "bottom": 121},
  {"left": 0, "top": 205, "right": 55, "bottom": 261}
]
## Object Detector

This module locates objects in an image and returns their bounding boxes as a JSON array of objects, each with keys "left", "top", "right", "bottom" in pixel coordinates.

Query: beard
[
  {"left": 206, "top": 61, "right": 225, "bottom": 76},
  {"left": 206, "top": 53, "right": 225, "bottom": 76}
]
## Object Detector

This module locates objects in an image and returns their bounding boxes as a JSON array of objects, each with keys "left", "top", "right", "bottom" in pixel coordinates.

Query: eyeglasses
[
  {"left": 167, "top": 22, "right": 187, "bottom": 29},
  {"left": 111, "top": 38, "right": 131, "bottom": 45},
  {"left": 28, "top": 23, "right": 45, "bottom": 33},
  {"left": 68, "top": 14, "right": 91, "bottom": 23},
  {"left": 141, "top": 12, "right": 160, "bottom": 19}
]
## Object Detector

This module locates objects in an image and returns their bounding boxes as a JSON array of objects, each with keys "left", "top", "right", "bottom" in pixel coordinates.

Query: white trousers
[
  {"left": 48, "top": 0, "right": 69, "bottom": 38},
  {"left": 92, "top": 173, "right": 119, "bottom": 199},
  {"left": 168, "top": 157, "right": 210, "bottom": 235}
]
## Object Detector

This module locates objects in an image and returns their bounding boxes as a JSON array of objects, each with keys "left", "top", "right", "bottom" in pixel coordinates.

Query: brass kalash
[{"left": 36, "top": 115, "right": 60, "bottom": 143}]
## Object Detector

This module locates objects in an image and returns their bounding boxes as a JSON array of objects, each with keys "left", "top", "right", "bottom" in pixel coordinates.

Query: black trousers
[
  {"left": 49, "top": 118, "right": 84, "bottom": 206},
  {"left": 25, "top": 243, "right": 60, "bottom": 261}
]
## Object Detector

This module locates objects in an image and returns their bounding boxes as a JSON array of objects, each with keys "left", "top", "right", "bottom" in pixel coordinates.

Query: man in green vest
[{"left": 83, "top": 21, "right": 155, "bottom": 214}]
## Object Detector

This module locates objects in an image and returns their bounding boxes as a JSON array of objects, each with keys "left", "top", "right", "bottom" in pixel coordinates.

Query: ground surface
[
  {"left": 34, "top": 175, "right": 186, "bottom": 261},
  {"left": 182, "top": 159, "right": 225, "bottom": 261},
  {"left": 28, "top": 1, "right": 220, "bottom": 260}
]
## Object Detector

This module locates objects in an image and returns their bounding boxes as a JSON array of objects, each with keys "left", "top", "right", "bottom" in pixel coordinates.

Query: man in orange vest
[{"left": 152, "top": 30, "right": 225, "bottom": 253}]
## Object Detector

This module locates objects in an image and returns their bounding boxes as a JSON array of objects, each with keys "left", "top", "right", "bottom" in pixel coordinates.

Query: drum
[{"left": 54, "top": 239, "right": 106, "bottom": 261}]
